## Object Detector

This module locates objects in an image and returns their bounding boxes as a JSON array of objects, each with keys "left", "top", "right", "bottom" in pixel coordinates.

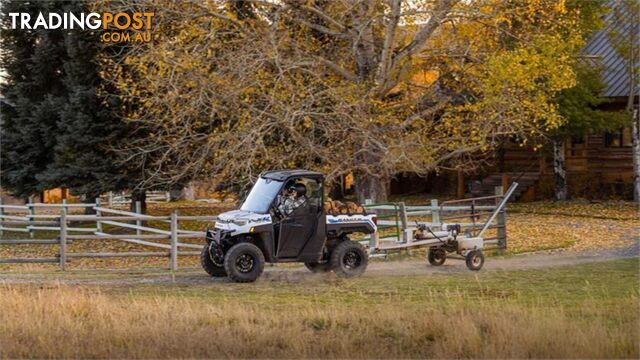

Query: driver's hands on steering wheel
[{"left": 272, "top": 205, "right": 283, "bottom": 219}]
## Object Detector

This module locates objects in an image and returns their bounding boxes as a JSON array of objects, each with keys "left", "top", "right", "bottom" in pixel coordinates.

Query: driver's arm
[{"left": 277, "top": 196, "right": 291, "bottom": 216}]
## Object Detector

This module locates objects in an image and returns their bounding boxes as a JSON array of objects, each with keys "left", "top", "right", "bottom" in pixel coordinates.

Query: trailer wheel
[
  {"left": 427, "top": 248, "right": 446, "bottom": 266},
  {"left": 224, "top": 242, "right": 265, "bottom": 282},
  {"left": 330, "top": 240, "right": 368, "bottom": 278},
  {"left": 200, "top": 244, "right": 227, "bottom": 277},
  {"left": 304, "top": 261, "right": 331, "bottom": 273},
  {"left": 465, "top": 250, "right": 484, "bottom": 271}
]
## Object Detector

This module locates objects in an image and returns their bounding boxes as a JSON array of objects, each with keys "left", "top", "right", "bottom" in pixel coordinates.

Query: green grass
[
  {"left": 13, "top": 257, "right": 631, "bottom": 310},
  {"left": 121, "top": 258, "right": 638, "bottom": 308}
]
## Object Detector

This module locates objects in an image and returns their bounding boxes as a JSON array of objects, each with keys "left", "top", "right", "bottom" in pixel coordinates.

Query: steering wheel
[{"left": 271, "top": 204, "right": 284, "bottom": 219}]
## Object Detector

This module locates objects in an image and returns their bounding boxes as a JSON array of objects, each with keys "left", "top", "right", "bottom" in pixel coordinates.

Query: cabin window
[
  {"left": 604, "top": 127, "right": 632, "bottom": 148},
  {"left": 569, "top": 136, "right": 585, "bottom": 156},
  {"left": 571, "top": 136, "right": 585, "bottom": 145}
]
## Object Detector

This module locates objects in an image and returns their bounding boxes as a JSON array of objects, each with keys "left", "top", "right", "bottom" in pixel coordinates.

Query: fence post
[
  {"left": 108, "top": 192, "right": 113, "bottom": 207},
  {"left": 170, "top": 210, "right": 178, "bottom": 271},
  {"left": 495, "top": 186, "right": 507, "bottom": 250},
  {"left": 165, "top": 191, "right": 170, "bottom": 202},
  {"left": 430, "top": 199, "right": 440, "bottom": 230},
  {"left": 0, "top": 197, "right": 4, "bottom": 237},
  {"left": 59, "top": 210, "right": 67, "bottom": 271},
  {"left": 95, "top": 197, "right": 102, "bottom": 233},
  {"left": 28, "top": 198, "right": 34, "bottom": 238},
  {"left": 135, "top": 201, "right": 142, "bottom": 237}
]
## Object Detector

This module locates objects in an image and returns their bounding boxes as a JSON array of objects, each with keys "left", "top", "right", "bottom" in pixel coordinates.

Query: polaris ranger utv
[{"left": 201, "top": 170, "right": 377, "bottom": 282}]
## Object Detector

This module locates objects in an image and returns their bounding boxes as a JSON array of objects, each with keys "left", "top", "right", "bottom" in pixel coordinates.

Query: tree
[
  {"left": 607, "top": 0, "right": 640, "bottom": 202},
  {"left": 115, "top": 0, "right": 588, "bottom": 203},
  {"left": 1, "top": 0, "right": 137, "bottom": 209},
  {"left": 0, "top": 0, "right": 67, "bottom": 201},
  {"left": 35, "top": 1, "right": 127, "bottom": 206}
]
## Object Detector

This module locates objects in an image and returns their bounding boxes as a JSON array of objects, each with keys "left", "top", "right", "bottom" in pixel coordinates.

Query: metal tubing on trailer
[
  {"left": 367, "top": 183, "right": 519, "bottom": 269},
  {"left": 478, "top": 182, "right": 518, "bottom": 238}
]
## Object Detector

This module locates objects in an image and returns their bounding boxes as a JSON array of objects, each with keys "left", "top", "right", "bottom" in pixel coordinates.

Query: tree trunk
[
  {"left": 130, "top": 190, "right": 147, "bottom": 214},
  {"left": 169, "top": 188, "right": 183, "bottom": 201},
  {"left": 328, "top": 176, "right": 344, "bottom": 200},
  {"left": 354, "top": 173, "right": 389, "bottom": 204},
  {"left": 183, "top": 183, "right": 195, "bottom": 201},
  {"left": 632, "top": 107, "right": 640, "bottom": 202},
  {"left": 79, "top": 192, "right": 101, "bottom": 214},
  {"left": 625, "top": 4, "right": 639, "bottom": 202},
  {"left": 552, "top": 137, "right": 568, "bottom": 201}
]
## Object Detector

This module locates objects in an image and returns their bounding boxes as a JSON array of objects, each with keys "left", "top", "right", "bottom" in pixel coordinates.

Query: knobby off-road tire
[
  {"left": 427, "top": 248, "right": 447, "bottom": 266},
  {"left": 304, "top": 261, "right": 331, "bottom": 273},
  {"left": 224, "top": 242, "right": 265, "bottom": 282},
  {"left": 200, "top": 244, "right": 227, "bottom": 277},
  {"left": 330, "top": 240, "right": 368, "bottom": 278},
  {"left": 465, "top": 250, "right": 485, "bottom": 271}
]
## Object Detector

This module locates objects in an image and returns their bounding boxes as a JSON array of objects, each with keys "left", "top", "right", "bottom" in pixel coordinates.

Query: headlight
[{"left": 232, "top": 219, "right": 248, "bottom": 226}]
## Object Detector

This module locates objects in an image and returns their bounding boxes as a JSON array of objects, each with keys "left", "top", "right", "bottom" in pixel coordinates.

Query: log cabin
[{"left": 391, "top": 3, "right": 638, "bottom": 201}]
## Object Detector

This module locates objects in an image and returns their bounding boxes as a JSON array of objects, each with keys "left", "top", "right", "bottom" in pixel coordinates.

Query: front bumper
[{"left": 205, "top": 228, "right": 233, "bottom": 244}]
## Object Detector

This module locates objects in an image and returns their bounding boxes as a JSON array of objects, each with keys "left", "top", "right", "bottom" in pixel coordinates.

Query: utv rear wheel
[
  {"left": 427, "top": 248, "right": 446, "bottom": 266},
  {"left": 330, "top": 240, "right": 368, "bottom": 278},
  {"left": 200, "top": 244, "right": 227, "bottom": 277},
  {"left": 304, "top": 261, "right": 331, "bottom": 273},
  {"left": 224, "top": 242, "right": 265, "bottom": 282}
]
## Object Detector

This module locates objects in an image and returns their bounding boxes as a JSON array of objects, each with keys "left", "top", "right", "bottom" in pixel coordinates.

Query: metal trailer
[{"left": 367, "top": 182, "right": 519, "bottom": 271}]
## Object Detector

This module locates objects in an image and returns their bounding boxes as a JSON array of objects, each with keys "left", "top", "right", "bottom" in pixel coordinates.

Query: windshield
[{"left": 240, "top": 177, "right": 283, "bottom": 213}]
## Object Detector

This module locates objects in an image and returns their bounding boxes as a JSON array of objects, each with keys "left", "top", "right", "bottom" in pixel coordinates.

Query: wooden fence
[
  {"left": 0, "top": 199, "right": 216, "bottom": 270},
  {"left": 100, "top": 191, "right": 171, "bottom": 206},
  {"left": 0, "top": 186, "right": 511, "bottom": 269}
]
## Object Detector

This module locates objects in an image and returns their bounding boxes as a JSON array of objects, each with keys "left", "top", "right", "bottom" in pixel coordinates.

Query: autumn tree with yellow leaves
[{"left": 111, "top": 0, "right": 597, "bottom": 202}]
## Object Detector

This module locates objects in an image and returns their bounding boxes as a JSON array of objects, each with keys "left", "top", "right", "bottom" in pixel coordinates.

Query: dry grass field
[
  {"left": 0, "top": 200, "right": 637, "bottom": 358},
  {"left": 0, "top": 258, "right": 637, "bottom": 358}
]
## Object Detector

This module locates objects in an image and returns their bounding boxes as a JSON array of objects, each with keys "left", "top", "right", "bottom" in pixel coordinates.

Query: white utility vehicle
[
  {"left": 201, "top": 169, "right": 517, "bottom": 282},
  {"left": 202, "top": 170, "right": 376, "bottom": 282}
]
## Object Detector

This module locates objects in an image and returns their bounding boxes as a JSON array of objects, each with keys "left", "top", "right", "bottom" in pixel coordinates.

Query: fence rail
[
  {"left": 1, "top": 187, "right": 511, "bottom": 269},
  {"left": 0, "top": 198, "right": 217, "bottom": 271},
  {"left": 99, "top": 191, "right": 171, "bottom": 206}
]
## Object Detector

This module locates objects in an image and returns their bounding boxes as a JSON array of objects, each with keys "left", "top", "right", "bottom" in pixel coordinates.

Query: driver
[{"left": 277, "top": 183, "right": 307, "bottom": 216}]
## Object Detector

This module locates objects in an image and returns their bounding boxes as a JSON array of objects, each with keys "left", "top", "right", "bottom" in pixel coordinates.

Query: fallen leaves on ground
[{"left": 0, "top": 200, "right": 637, "bottom": 270}]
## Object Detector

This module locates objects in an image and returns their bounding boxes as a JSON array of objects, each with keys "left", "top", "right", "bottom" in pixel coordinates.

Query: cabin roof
[{"left": 582, "top": 2, "right": 639, "bottom": 98}]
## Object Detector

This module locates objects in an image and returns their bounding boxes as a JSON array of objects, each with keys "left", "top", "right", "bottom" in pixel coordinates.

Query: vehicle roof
[{"left": 261, "top": 169, "right": 325, "bottom": 181}]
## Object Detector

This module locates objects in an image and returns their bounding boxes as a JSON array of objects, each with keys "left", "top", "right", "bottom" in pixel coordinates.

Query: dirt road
[
  {"left": 365, "top": 243, "right": 639, "bottom": 276},
  {"left": 0, "top": 243, "right": 637, "bottom": 286}
]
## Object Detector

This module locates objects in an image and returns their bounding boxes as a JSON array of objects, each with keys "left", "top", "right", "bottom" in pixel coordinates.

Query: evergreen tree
[
  {"left": 1, "top": 0, "right": 67, "bottom": 200},
  {"left": 1, "top": 1, "right": 135, "bottom": 206},
  {"left": 37, "top": 1, "right": 125, "bottom": 203}
]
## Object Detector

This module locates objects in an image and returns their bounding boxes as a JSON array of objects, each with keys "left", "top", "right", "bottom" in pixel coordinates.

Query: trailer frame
[{"left": 366, "top": 182, "right": 519, "bottom": 270}]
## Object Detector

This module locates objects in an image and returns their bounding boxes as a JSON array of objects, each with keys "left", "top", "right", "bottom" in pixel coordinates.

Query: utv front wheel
[
  {"left": 304, "top": 261, "right": 331, "bottom": 273},
  {"left": 200, "top": 244, "right": 227, "bottom": 277},
  {"left": 330, "top": 240, "right": 368, "bottom": 278},
  {"left": 224, "top": 242, "right": 265, "bottom": 282}
]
